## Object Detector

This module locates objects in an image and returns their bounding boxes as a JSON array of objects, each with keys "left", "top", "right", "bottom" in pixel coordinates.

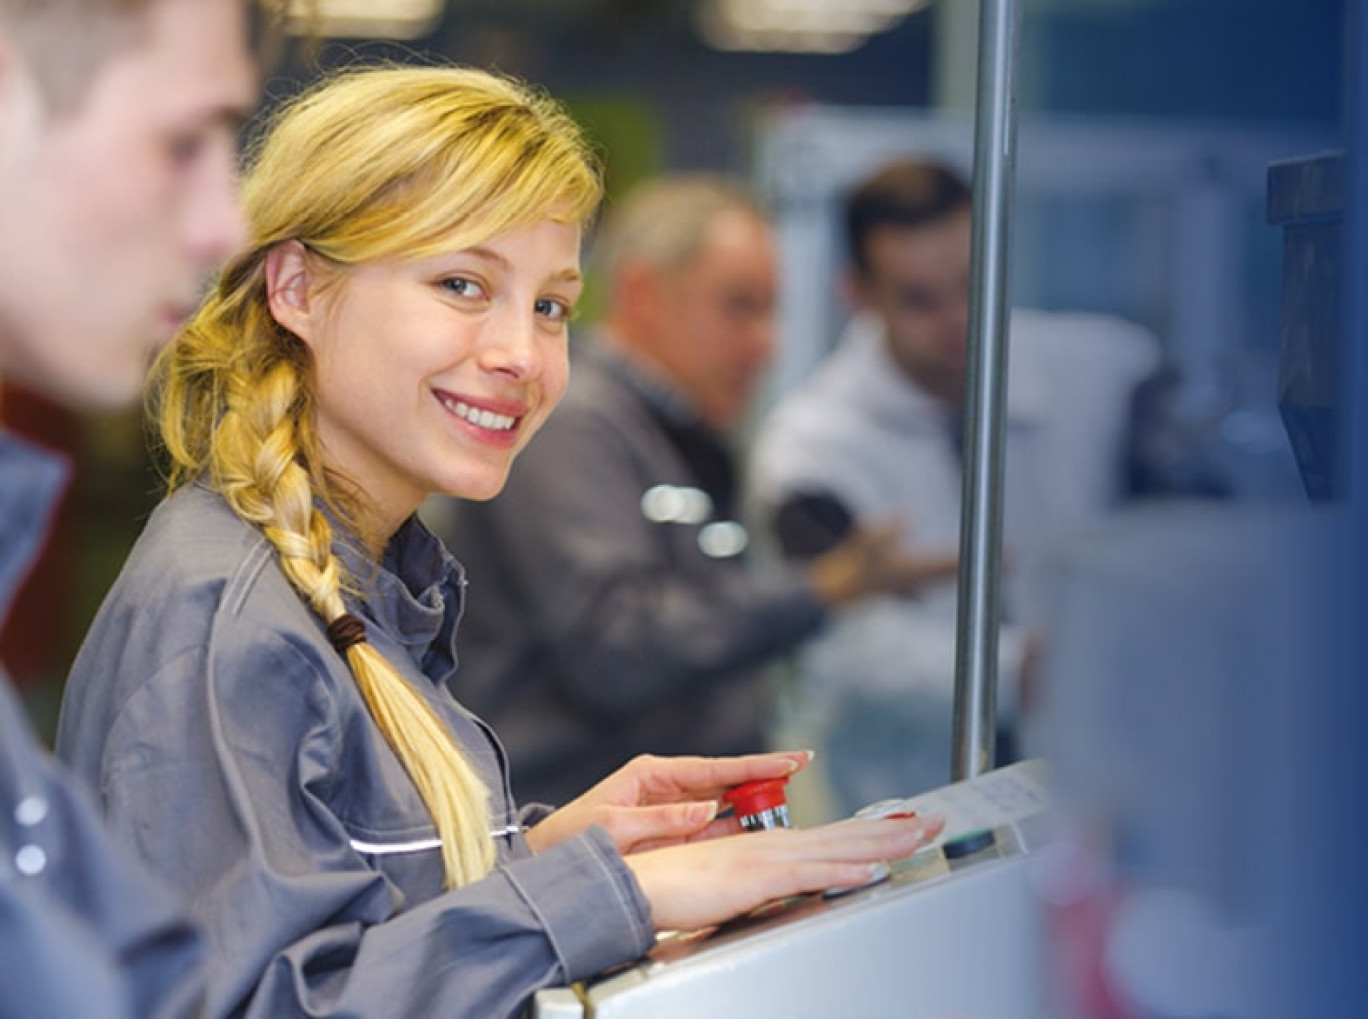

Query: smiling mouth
[{"left": 439, "top": 395, "right": 518, "bottom": 432}]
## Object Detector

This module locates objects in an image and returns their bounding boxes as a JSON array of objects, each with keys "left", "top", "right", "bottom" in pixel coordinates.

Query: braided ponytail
[
  {"left": 158, "top": 324, "right": 496, "bottom": 887},
  {"left": 235, "top": 359, "right": 494, "bottom": 886}
]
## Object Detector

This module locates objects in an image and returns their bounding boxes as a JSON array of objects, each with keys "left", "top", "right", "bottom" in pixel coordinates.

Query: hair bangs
[{"left": 325, "top": 102, "right": 600, "bottom": 265}]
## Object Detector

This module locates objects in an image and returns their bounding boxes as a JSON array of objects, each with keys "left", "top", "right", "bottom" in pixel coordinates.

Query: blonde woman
[{"left": 56, "top": 65, "right": 941, "bottom": 1018}]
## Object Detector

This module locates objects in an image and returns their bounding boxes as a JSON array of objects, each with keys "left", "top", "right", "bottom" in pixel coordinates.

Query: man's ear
[
  {"left": 264, "top": 240, "right": 320, "bottom": 346},
  {"left": 840, "top": 266, "right": 868, "bottom": 314},
  {"left": 614, "top": 258, "right": 667, "bottom": 327}
]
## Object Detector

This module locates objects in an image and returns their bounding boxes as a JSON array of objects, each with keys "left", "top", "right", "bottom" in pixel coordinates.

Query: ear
[
  {"left": 841, "top": 265, "right": 870, "bottom": 314},
  {"left": 614, "top": 258, "right": 668, "bottom": 326},
  {"left": 265, "top": 240, "right": 322, "bottom": 347}
]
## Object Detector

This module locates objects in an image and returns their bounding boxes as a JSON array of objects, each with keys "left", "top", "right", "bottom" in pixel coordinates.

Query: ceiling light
[
  {"left": 698, "top": 0, "right": 932, "bottom": 53},
  {"left": 287, "top": 0, "right": 445, "bottom": 40}
]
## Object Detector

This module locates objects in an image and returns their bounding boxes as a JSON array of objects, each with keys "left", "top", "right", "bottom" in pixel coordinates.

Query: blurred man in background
[
  {"left": 750, "top": 158, "right": 1161, "bottom": 814},
  {"left": 0, "top": 0, "right": 255, "bottom": 1013},
  {"left": 436, "top": 173, "right": 953, "bottom": 806}
]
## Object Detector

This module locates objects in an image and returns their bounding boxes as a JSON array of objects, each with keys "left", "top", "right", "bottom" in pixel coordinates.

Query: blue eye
[
  {"left": 535, "top": 297, "right": 571, "bottom": 322},
  {"left": 441, "top": 277, "right": 486, "bottom": 299}
]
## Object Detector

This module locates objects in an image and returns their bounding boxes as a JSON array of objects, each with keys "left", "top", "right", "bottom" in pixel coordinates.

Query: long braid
[
  {"left": 159, "top": 310, "right": 496, "bottom": 888},
  {"left": 231, "top": 359, "right": 495, "bottom": 888}
]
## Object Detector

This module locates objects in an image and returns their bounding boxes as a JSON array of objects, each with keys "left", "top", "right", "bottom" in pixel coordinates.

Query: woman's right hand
[
  {"left": 524, "top": 751, "right": 813, "bottom": 856},
  {"left": 623, "top": 813, "right": 944, "bottom": 933}
]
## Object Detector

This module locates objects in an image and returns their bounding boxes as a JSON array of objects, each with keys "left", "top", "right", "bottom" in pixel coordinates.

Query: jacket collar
[
  {"left": 584, "top": 331, "right": 705, "bottom": 431},
  {"left": 0, "top": 432, "right": 68, "bottom": 626},
  {"left": 335, "top": 512, "right": 466, "bottom": 687}
]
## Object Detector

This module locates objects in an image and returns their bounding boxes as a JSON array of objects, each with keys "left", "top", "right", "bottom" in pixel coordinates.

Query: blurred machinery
[
  {"left": 1029, "top": 500, "right": 1308, "bottom": 1019},
  {"left": 1267, "top": 149, "right": 1344, "bottom": 500}
]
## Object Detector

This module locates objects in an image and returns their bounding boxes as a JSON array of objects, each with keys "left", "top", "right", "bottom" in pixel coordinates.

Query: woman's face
[{"left": 282, "top": 218, "right": 583, "bottom": 536}]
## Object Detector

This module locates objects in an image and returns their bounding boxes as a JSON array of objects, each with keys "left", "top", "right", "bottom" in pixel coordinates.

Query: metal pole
[{"left": 951, "top": 0, "right": 1022, "bottom": 782}]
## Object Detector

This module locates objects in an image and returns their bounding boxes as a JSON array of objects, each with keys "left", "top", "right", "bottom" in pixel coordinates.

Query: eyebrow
[
  {"left": 464, "top": 245, "right": 584, "bottom": 285},
  {"left": 179, "top": 72, "right": 257, "bottom": 133},
  {"left": 174, "top": 98, "right": 252, "bottom": 139},
  {"left": 215, "top": 108, "right": 252, "bottom": 138},
  {"left": 225, "top": 105, "right": 254, "bottom": 132}
]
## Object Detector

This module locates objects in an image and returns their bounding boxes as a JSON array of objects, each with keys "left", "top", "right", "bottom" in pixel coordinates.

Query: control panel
[{"left": 530, "top": 759, "right": 1052, "bottom": 1019}]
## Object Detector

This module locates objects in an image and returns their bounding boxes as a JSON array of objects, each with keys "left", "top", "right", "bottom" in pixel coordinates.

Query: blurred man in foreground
[{"left": 0, "top": 0, "right": 256, "bottom": 1013}]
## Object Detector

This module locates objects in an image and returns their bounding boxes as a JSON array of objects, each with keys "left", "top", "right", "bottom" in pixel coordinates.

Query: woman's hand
[
  {"left": 625, "top": 813, "right": 945, "bottom": 933},
  {"left": 524, "top": 751, "right": 812, "bottom": 855}
]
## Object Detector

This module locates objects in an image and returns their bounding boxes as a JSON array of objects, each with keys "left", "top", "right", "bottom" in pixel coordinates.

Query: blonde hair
[{"left": 152, "top": 64, "right": 603, "bottom": 889}]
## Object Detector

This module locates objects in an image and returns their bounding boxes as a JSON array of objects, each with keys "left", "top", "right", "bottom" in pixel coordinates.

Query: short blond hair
[{"left": 593, "top": 173, "right": 762, "bottom": 293}]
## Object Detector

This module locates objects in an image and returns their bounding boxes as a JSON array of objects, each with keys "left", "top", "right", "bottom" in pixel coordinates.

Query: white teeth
[{"left": 444, "top": 397, "right": 515, "bottom": 432}]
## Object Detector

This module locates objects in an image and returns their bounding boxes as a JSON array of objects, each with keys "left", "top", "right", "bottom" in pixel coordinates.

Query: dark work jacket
[
  {"left": 0, "top": 432, "right": 203, "bottom": 1019},
  {"left": 440, "top": 342, "right": 826, "bottom": 805},
  {"left": 57, "top": 484, "right": 652, "bottom": 1019}
]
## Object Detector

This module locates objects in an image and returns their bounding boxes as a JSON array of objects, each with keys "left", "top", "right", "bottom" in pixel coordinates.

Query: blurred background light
[
  {"left": 697, "top": 0, "right": 933, "bottom": 54},
  {"left": 288, "top": 0, "right": 446, "bottom": 40}
]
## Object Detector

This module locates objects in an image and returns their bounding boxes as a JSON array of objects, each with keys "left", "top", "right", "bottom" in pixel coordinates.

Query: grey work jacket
[
  {"left": 57, "top": 484, "right": 652, "bottom": 1018},
  {"left": 0, "top": 432, "right": 203, "bottom": 1019}
]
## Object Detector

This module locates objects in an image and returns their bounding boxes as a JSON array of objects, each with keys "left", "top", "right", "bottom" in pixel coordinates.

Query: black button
[{"left": 942, "top": 828, "right": 996, "bottom": 860}]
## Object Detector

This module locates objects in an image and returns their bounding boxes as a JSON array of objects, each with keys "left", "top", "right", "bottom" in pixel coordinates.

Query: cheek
[
  {"left": 84, "top": 140, "right": 175, "bottom": 239},
  {"left": 686, "top": 310, "right": 738, "bottom": 371},
  {"left": 312, "top": 337, "right": 375, "bottom": 412},
  {"left": 541, "top": 337, "right": 569, "bottom": 393},
  {"left": 887, "top": 325, "right": 929, "bottom": 369},
  {"left": 515, "top": 344, "right": 569, "bottom": 448},
  {"left": 890, "top": 310, "right": 932, "bottom": 346},
  {"left": 543, "top": 348, "right": 571, "bottom": 408}
]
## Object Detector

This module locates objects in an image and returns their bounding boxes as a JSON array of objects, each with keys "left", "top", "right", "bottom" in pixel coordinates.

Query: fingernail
[
  {"left": 867, "top": 861, "right": 890, "bottom": 881},
  {"left": 691, "top": 801, "right": 719, "bottom": 825}
]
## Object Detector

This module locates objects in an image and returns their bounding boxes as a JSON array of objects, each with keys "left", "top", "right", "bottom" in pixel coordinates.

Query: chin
[
  {"left": 47, "top": 365, "right": 145, "bottom": 416},
  {"left": 448, "top": 472, "right": 511, "bottom": 503}
]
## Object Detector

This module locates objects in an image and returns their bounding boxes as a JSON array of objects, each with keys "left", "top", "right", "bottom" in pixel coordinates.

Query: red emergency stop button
[{"left": 723, "top": 778, "right": 792, "bottom": 831}]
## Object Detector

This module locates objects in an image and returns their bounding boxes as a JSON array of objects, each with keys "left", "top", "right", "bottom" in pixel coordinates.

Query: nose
[
  {"left": 183, "top": 140, "right": 248, "bottom": 271},
  {"left": 750, "top": 311, "right": 777, "bottom": 366},
  {"left": 478, "top": 305, "right": 545, "bottom": 381}
]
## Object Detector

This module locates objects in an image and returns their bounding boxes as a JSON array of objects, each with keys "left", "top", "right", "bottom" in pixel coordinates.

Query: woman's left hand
[{"left": 524, "top": 750, "right": 812, "bottom": 855}]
